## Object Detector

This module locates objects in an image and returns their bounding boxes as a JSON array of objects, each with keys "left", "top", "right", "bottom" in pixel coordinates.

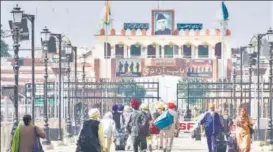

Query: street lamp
[
  {"left": 80, "top": 55, "right": 86, "bottom": 125},
  {"left": 73, "top": 46, "right": 78, "bottom": 134},
  {"left": 231, "top": 54, "right": 238, "bottom": 118},
  {"left": 10, "top": 4, "right": 23, "bottom": 137},
  {"left": 40, "top": 26, "right": 51, "bottom": 145},
  {"left": 266, "top": 27, "right": 273, "bottom": 145},
  {"left": 65, "top": 42, "right": 73, "bottom": 137},
  {"left": 247, "top": 42, "right": 257, "bottom": 114},
  {"left": 49, "top": 32, "right": 63, "bottom": 141}
]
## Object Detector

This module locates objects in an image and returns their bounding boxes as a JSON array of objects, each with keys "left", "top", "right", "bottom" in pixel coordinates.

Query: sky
[{"left": 1, "top": 1, "right": 273, "bottom": 57}]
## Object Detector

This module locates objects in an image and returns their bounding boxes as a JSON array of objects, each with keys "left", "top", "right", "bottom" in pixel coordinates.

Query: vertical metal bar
[
  {"left": 43, "top": 41, "right": 50, "bottom": 144},
  {"left": 57, "top": 34, "right": 63, "bottom": 141},
  {"left": 30, "top": 16, "right": 35, "bottom": 124},
  {"left": 257, "top": 35, "right": 261, "bottom": 140},
  {"left": 240, "top": 47, "right": 243, "bottom": 105}
]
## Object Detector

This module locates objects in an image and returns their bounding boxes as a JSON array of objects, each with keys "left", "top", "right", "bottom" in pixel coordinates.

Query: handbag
[{"left": 32, "top": 127, "right": 44, "bottom": 152}]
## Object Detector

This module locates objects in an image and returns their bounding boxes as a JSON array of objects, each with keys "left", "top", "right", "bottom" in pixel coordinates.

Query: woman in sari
[{"left": 235, "top": 106, "right": 253, "bottom": 152}]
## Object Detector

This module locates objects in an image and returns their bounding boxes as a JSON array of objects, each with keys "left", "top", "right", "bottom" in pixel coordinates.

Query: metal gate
[
  {"left": 177, "top": 79, "right": 271, "bottom": 118},
  {"left": 24, "top": 78, "right": 160, "bottom": 119}
]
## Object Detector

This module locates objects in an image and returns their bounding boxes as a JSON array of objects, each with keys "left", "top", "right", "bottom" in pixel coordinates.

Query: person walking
[
  {"left": 199, "top": 103, "right": 223, "bottom": 152},
  {"left": 76, "top": 108, "right": 106, "bottom": 152},
  {"left": 11, "top": 114, "right": 45, "bottom": 152},
  {"left": 112, "top": 104, "right": 122, "bottom": 131},
  {"left": 235, "top": 106, "right": 253, "bottom": 152},
  {"left": 100, "top": 112, "right": 116, "bottom": 152},
  {"left": 161, "top": 102, "right": 179, "bottom": 152},
  {"left": 222, "top": 109, "right": 233, "bottom": 138},
  {"left": 156, "top": 103, "right": 165, "bottom": 150},
  {"left": 126, "top": 98, "right": 149, "bottom": 152},
  {"left": 123, "top": 105, "right": 134, "bottom": 150},
  {"left": 140, "top": 103, "right": 152, "bottom": 151}
]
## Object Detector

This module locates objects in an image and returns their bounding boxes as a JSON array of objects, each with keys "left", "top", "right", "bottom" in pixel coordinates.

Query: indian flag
[{"left": 104, "top": 0, "right": 111, "bottom": 25}]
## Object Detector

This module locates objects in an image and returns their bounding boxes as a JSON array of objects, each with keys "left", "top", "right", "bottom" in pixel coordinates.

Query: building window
[
  {"left": 215, "top": 42, "right": 222, "bottom": 58},
  {"left": 147, "top": 45, "right": 156, "bottom": 58},
  {"left": 104, "top": 43, "right": 111, "bottom": 59},
  {"left": 198, "top": 45, "right": 209, "bottom": 58},
  {"left": 164, "top": 45, "right": 173, "bottom": 58},
  {"left": 183, "top": 45, "right": 192, "bottom": 58},
  {"left": 115, "top": 44, "right": 124, "bottom": 58},
  {"left": 130, "top": 44, "right": 141, "bottom": 57}
]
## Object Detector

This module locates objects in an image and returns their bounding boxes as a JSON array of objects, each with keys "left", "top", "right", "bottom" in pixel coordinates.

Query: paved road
[
  {"left": 45, "top": 133, "right": 263, "bottom": 152},
  {"left": 45, "top": 133, "right": 207, "bottom": 152}
]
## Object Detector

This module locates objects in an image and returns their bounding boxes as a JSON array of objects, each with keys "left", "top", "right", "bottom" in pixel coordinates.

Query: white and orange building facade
[{"left": 92, "top": 9, "right": 232, "bottom": 81}]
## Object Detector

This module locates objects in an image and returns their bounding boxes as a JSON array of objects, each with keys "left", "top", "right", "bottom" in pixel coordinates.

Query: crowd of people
[
  {"left": 9, "top": 99, "right": 254, "bottom": 152},
  {"left": 76, "top": 98, "right": 179, "bottom": 152},
  {"left": 193, "top": 103, "right": 254, "bottom": 152}
]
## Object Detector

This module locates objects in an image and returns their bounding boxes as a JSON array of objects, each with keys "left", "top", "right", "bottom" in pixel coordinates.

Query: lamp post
[
  {"left": 73, "top": 46, "right": 78, "bottom": 134},
  {"left": 231, "top": 54, "right": 238, "bottom": 118},
  {"left": 80, "top": 55, "right": 86, "bottom": 125},
  {"left": 49, "top": 32, "right": 63, "bottom": 141},
  {"left": 65, "top": 43, "right": 73, "bottom": 137},
  {"left": 10, "top": 4, "right": 23, "bottom": 137},
  {"left": 247, "top": 43, "right": 257, "bottom": 116},
  {"left": 40, "top": 27, "right": 51, "bottom": 145},
  {"left": 22, "top": 13, "right": 36, "bottom": 123},
  {"left": 266, "top": 28, "right": 273, "bottom": 145}
]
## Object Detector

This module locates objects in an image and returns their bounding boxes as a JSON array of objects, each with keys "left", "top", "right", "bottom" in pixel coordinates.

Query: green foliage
[
  {"left": 0, "top": 25, "right": 10, "bottom": 57},
  {"left": 177, "top": 78, "right": 208, "bottom": 105}
]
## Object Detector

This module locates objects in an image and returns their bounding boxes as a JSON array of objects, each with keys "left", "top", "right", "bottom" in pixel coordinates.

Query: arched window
[
  {"left": 130, "top": 44, "right": 141, "bottom": 57},
  {"left": 104, "top": 43, "right": 111, "bottom": 59},
  {"left": 115, "top": 44, "right": 124, "bottom": 58},
  {"left": 147, "top": 45, "right": 156, "bottom": 58},
  {"left": 198, "top": 45, "right": 209, "bottom": 58},
  {"left": 215, "top": 42, "right": 222, "bottom": 58},
  {"left": 183, "top": 45, "right": 192, "bottom": 58},
  {"left": 164, "top": 45, "right": 174, "bottom": 58}
]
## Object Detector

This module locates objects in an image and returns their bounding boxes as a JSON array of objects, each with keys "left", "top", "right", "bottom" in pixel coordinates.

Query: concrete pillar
[{"left": 178, "top": 46, "right": 182, "bottom": 58}]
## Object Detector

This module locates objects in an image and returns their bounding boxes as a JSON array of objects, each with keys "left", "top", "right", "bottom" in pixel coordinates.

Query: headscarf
[
  {"left": 130, "top": 98, "right": 140, "bottom": 110},
  {"left": 88, "top": 108, "right": 100, "bottom": 119},
  {"left": 11, "top": 124, "right": 22, "bottom": 152}
]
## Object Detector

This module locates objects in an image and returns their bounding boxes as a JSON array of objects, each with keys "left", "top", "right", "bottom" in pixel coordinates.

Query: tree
[
  {"left": 177, "top": 78, "right": 208, "bottom": 107},
  {"left": 0, "top": 25, "right": 10, "bottom": 57}
]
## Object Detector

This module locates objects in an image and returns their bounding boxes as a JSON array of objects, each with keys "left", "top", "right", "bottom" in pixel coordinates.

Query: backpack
[{"left": 127, "top": 111, "right": 149, "bottom": 136}]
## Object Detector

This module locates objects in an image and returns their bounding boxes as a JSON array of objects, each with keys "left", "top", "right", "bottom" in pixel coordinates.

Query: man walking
[
  {"left": 199, "top": 103, "right": 223, "bottom": 152},
  {"left": 126, "top": 99, "right": 149, "bottom": 152}
]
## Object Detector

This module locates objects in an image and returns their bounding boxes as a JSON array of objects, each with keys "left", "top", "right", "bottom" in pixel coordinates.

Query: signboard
[
  {"left": 143, "top": 58, "right": 186, "bottom": 76},
  {"left": 143, "top": 66, "right": 185, "bottom": 76},
  {"left": 116, "top": 59, "right": 141, "bottom": 77},
  {"left": 177, "top": 23, "right": 203, "bottom": 31},
  {"left": 123, "top": 23, "right": 149, "bottom": 30},
  {"left": 179, "top": 121, "right": 195, "bottom": 132},
  {"left": 145, "top": 58, "right": 176, "bottom": 67},
  {"left": 152, "top": 10, "right": 175, "bottom": 35},
  {"left": 187, "top": 59, "right": 213, "bottom": 78}
]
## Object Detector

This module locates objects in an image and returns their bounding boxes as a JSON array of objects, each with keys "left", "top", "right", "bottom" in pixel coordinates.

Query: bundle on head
[{"left": 130, "top": 98, "right": 140, "bottom": 110}]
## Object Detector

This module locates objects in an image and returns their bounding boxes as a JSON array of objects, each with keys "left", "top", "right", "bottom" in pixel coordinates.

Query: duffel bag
[{"left": 153, "top": 111, "right": 174, "bottom": 129}]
